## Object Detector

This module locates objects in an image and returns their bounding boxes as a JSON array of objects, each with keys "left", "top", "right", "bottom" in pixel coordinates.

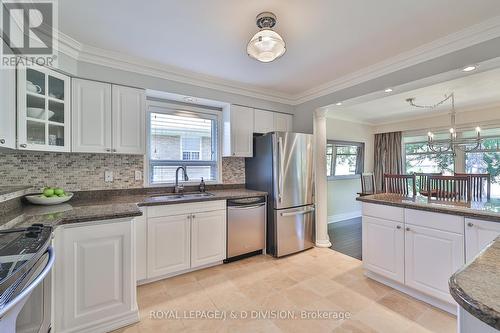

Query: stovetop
[{"left": 0, "top": 224, "right": 52, "bottom": 296}]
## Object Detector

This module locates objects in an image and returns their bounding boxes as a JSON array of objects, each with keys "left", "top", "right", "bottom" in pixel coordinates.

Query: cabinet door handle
[
  {"left": 405, "top": 227, "right": 411, "bottom": 231},
  {"left": 20, "top": 144, "right": 27, "bottom": 148},
  {"left": 467, "top": 222, "right": 474, "bottom": 227},
  {"left": 396, "top": 225, "right": 401, "bottom": 229},
  {"left": 0, "top": 139, "right": 5, "bottom": 144}
]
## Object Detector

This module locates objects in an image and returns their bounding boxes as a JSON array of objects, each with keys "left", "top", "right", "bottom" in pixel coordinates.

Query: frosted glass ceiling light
[{"left": 247, "top": 12, "right": 286, "bottom": 63}]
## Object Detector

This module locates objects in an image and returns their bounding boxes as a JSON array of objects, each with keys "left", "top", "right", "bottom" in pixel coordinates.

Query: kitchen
[{"left": 1, "top": 1, "right": 500, "bottom": 333}]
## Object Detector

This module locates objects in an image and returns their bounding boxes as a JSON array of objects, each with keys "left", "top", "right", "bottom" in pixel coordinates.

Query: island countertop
[
  {"left": 356, "top": 193, "right": 500, "bottom": 222},
  {"left": 449, "top": 237, "right": 500, "bottom": 330},
  {"left": 0, "top": 187, "right": 267, "bottom": 230}
]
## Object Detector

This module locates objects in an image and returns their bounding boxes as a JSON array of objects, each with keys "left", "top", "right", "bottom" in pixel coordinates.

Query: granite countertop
[
  {"left": 356, "top": 193, "right": 500, "bottom": 222},
  {"left": 449, "top": 237, "right": 500, "bottom": 330},
  {"left": 0, "top": 188, "right": 267, "bottom": 230}
]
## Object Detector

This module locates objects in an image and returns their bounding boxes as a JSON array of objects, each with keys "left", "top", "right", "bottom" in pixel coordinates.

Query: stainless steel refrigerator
[{"left": 245, "top": 132, "right": 315, "bottom": 257}]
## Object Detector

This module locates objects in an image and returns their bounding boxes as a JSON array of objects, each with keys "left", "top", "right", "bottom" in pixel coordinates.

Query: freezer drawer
[
  {"left": 227, "top": 201, "right": 266, "bottom": 258},
  {"left": 275, "top": 205, "right": 315, "bottom": 257}
]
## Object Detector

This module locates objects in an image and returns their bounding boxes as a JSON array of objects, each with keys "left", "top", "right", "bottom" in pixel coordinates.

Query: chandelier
[
  {"left": 247, "top": 12, "right": 286, "bottom": 63},
  {"left": 406, "top": 93, "right": 482, "bottom": 154}
]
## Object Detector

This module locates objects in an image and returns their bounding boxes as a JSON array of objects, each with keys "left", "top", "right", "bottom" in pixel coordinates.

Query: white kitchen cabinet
[
  {"left": 112, "top": 85, "right": 146, "bottom": 154},
  {"left": 53, "top": 218, "right": 138, "bottom": 333},
  {"left": 136, "top": 208, "right": 148, "bottom": 282},
  {"left": 191, "top": 210, "right": 226, "bottom": 268},
  {"left": 146, "top": 201, "right": 227, "bottom": 280},
  {"left": 223, "top": 105, "right": 254, "bottom": 157},
  {"left": 465, "top": 218, "right": 500, "bottom": 262},
  {"left": 17, "top": 65, "right": 71, "bottom": 152},
  {"left": 0, "top": 48, "right": 16, "bottom": 149},
  {"left": 274, "top": 113, "right": 293, "bottom": 132},
  {"left": 254, "top": 109, "right": 275, "bottom": 134},
  {"left": 362, "top": 216, "right": 404, "bottom": 283},
  {"left": 72, "top": 78, "right": 112, "bottom": 153},
  {"left": 147, "top": 214, "right": 191, "bottom": 278},
  {"left": 404, "top": 224, "right": 464, "bottom": 303}
]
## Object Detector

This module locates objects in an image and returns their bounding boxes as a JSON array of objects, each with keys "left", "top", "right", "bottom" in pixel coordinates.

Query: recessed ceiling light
[
  {"left": 462, "top": 65, "right": 477, "bottom": 72},
  {"left": 335, "top": 102, "right": 342, "bottom": 106},
  {"left": 183, "top": 96, "right": 196, "bottom": 103},
  {"left": 384, "top": 88, "right": 393, "bottom": 93}
]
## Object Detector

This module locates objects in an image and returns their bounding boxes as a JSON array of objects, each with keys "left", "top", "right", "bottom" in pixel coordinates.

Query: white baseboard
[{"left": 328, "top": 211, "right": 362, "bottom": 224}]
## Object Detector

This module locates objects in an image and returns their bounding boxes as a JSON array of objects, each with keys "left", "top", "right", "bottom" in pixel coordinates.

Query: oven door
[{"left": 16, "top": 251, "right": 51, "bottom": 333}]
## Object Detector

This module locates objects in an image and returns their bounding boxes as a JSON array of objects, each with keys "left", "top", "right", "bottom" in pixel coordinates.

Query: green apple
[
  {"left": 54, "top": 188, "right": 64, "bottom": 196},
  {"left": 43, "top": 188, "right": 54, "bottom": 197},
  {"left": 57, "top": 193, "right": 65, "bottom": 197}
]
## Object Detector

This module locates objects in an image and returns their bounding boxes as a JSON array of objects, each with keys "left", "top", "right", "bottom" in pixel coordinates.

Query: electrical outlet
[
  {"left": 135, "top": 170, "right": 142, "bottom": 181},
  {"left": 104, "top": 171, "right": 114, "bottom": 182}
]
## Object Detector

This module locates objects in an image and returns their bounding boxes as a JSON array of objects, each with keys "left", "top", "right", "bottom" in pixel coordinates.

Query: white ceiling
[
  {"left": 59, "top": 0, "right": 500, "bottom": 96},
  {"left": 326, "top": 66, "right": 500, "bottom": 124}
]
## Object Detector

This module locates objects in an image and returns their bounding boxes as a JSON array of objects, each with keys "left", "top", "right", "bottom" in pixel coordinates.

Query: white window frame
[
  {"left": 327, "top": 140, "right": 364, "bottom": 180},
  {"left": 145, "top": 100, "right": 223, "bottom": 187}
]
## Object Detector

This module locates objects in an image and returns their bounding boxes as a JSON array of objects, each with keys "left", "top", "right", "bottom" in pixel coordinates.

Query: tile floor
[{"left": 113, "top": 248, "right": 456, "bottom": 333}]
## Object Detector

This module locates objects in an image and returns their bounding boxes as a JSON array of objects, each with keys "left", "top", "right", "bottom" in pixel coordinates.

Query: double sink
[{"left": 148, "top": 192, "right": 214, "bottom": 202}]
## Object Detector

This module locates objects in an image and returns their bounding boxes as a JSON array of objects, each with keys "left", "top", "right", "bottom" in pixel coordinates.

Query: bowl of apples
[{"left": 25, "top": 187, "right": 73, "bottom": 205}]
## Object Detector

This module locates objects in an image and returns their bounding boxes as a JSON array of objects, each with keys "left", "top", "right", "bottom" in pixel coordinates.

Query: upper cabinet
[
  {"left": 17, "top": 65, "right": 71, "bottom": 152},
  {"left": 254, "top": 109, "right": 275, "bottom": 134},
  {"left": 274, "top": 113, "right": 293, "bottom": 132},
  {"left": 0, "top": 46, "right": 16, "bottom": 149},
  {"left": 112, "top": 85, "right": 146, "bottom": 154},
  {"left": 71, "top": 79, "right": 145, "bottom": 155},
  {"left": 223, "top": 105, "right": 254, "bottom": 157},
  {"left": 72, "top": 79, "right": 112, "bottom": 153}
]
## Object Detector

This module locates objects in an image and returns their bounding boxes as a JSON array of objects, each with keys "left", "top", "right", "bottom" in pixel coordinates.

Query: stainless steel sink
[{"left": 148, "top": 192, "right": 214, "bottom": 201}]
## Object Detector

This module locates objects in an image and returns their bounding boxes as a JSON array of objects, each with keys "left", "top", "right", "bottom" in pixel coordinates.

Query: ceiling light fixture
[
  {"left": 247, "top": 12, "right": 286, "bottom": 63},
  {"left": 462, "top": 65, "right": 477, "bottom": 72},
  {"left": 384, "top": 88, "right": 393, "bottom": 93},
  {"left": 406, "top": 93, "right": 483, "bottom": 154}
]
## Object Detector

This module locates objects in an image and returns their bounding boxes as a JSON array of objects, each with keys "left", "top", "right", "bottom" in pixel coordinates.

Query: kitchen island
[{"left": 356, "top": 194, "right": 500, "bottom": 319}]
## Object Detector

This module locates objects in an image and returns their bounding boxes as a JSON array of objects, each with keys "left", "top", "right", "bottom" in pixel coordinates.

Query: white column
[{"left": 314, "top": 109, "right": 332, "bottom": 248}]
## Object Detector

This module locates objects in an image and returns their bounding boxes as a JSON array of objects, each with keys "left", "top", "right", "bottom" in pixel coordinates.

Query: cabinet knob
[
  {"left": 112, "top": 149, "right": 117, "bottom": 152},
  {"left": 0, "top": 139, "right": 5, "bottom": 144},
  {"left": 396, "top": 225, "right": 401, "bottom": 229},
  {"left": 20, "top": 144, "right": 27, "bottom": 148},
  {"left": 467, "top": 222, "right": 474, "bottom": 227},
  {"left": 192, "top": 215, "right": 195, "bottom": 219},
  {"left": 105, "top": 148, "right": 111, "bottom": 152},
  {"left": 405, "top": 227, "right": 411, "bottom": 231}
]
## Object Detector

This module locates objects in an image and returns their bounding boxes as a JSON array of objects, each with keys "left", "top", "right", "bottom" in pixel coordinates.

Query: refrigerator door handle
[
  {"left": 280, "top": 207, "right": 315, "bottom": 217},
  {"left": 278, "top": 136, "right": 284, "bottom": 203}
]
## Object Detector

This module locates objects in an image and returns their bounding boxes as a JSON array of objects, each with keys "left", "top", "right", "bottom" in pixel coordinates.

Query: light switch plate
[
  {"left": 105, "top": 171, "right": 114, "bottom": 182},
  {"left": 135, "top": 170, "right": 142, "bottom": 181}
]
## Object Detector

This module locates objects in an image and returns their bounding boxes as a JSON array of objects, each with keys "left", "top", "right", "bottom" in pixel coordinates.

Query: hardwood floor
[{"left": 328, "top": 217, "right": 362, "bottom": 260}]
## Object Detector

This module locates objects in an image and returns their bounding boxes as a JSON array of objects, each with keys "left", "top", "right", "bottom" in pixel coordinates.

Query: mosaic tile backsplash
[{"left": 0, "top": 151, "right": 245, "bottom": 191}]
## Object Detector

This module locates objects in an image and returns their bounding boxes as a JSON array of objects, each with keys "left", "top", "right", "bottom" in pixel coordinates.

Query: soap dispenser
[{"left": 199, "top": 177, "right": 206, "bottom": 193}]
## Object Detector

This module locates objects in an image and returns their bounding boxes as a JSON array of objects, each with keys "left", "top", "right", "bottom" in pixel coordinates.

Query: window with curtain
[
  {"left": 148, "top": 108, "right": 219, "bottom": 185},
  {"left": 464, "top": 136, "right": 500, "bottom": 198},
  {"left": 326, "top": 141, "right": 364, "bottom": 179}
]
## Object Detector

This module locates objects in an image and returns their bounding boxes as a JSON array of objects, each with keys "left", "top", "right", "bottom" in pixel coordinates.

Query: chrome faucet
[{"left": 174, "top": 166, "right": 189, "bottom": 194}]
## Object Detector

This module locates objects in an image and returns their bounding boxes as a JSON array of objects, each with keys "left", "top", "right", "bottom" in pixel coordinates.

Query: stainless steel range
[{"left": 245, "top": 132, "right": 315, "bottom": 257}]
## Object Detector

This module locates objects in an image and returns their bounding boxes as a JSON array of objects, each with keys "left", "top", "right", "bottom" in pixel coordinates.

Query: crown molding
[
  {"left": 56, "top": 32, "right": 296, "bottom": 105},
  {"left": 55, "top": 15, "right": 500, "bottom": 106}
]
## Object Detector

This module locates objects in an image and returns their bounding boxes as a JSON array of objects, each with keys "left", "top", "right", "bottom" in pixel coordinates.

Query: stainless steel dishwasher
[{"left": 225, "top": 196, "right": 266, "bottom": 262}]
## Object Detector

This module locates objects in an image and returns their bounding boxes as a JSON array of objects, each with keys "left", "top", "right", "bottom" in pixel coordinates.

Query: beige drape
[{"left": 374, "top": 131, "right": 403, "bottom": 192}]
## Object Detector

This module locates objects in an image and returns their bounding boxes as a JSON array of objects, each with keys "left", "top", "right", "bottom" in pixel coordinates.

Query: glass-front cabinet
[{"left": 17, "top": 65, "right": 71, "bottom": 152}]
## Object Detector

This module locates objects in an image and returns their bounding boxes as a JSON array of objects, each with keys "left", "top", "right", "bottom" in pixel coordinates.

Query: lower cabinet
[
  {"left": 191, "top": 210, "right": 227, "bottom": 268},
  {"left": 465, "top": 218, "right": 500, "bottom": 262},
  {"left": 362, "top": 216, "right": 404, "bottom": 283},
  {"left": 404, "top": 224, "right": 464, "bottom": 303},
  {"left": 147, "top": 214, "right": 191, "bottom": 278},
  {"left": 146, "top": 201, "right": 227, "bottom": 280},
  {"left": 135, "top": 208, "right": 147, "bottom": 281},
  {"left": 53, "top": 218, "right": 138, "bottom": 333}
]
